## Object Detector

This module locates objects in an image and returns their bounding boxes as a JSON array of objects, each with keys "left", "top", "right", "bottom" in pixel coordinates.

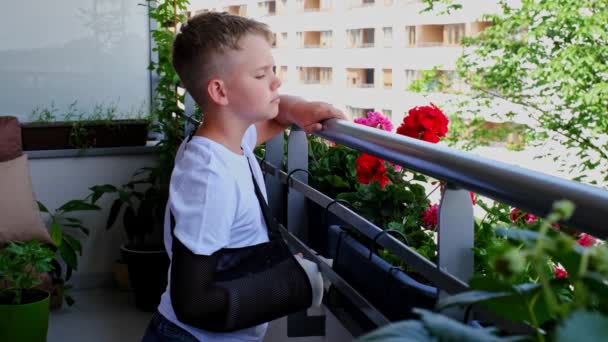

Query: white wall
[
  {"left": 29, "top": 152, "right": 159, "bottom": 289},
  {"left": 0, "top": 0, "right": 150, "bottom": 122}
]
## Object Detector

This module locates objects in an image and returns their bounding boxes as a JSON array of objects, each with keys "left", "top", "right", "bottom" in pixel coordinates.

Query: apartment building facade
[{"left": 187, "top": 0, "right": 498, "bottom": 125}]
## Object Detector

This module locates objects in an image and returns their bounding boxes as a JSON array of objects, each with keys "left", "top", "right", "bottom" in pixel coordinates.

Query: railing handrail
[{"left": 315, "top": 119, "right": 608, "bottom": 239}]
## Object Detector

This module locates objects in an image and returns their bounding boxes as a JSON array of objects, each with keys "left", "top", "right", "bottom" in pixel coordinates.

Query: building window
[
  {"left": 405, "top": 26, "right": 416, "bottom": 47},
  {"left": 346, "top": 68, "right": 375, "bottom": 88},
  {"left": 404, "top": 69, "right": 420, "bottom": 88},
  {"left": 258, "top": 1, "right": 276, "bottom": 16},
  {"left": 225, "top": 5, "right": 247, "bottom": 16},
  {"left": 347, "top": 28, "right": 375, "bottom": 48},
  {"left": 277, "top": 66, "right": 288, "bottom": 82},
  {"left": 298, "top": 67, "right": 332, "bottom": 84},
  {"left": 298, "top": 0, "right": 332, "bottom": 11},
  {"left": 444, "top": 24, "right": 465, "bottom": 46},
  {"left": 381, "top": 109, "right": 392, "bottom": 120},
  {"left": 321, "top": 31, "right": 333, "bottom": 47},
  {"left": 417, "top": 25, "right": 444, "bottom": 47},
  {"left": 383, "top": 69, "right": 392, "bottom": 89},
  {"left": 299, "top": 31, "right": 333, "bottom": 48},
  {"left": 346, "top": 106, "right": 375, "bottom": 119},
  {"left": 383, "top": 27, "right": 393, "bottom": 47}
]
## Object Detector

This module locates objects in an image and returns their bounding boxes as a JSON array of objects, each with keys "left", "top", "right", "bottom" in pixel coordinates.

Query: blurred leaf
[
  {"left": 106, "top": 199, "right": 123, "bottom": 230},
  {"left": 555, "top": 311, "right": 608, "bottom": 342},
  {"left": 357, "top": 320, "right": 432, "bottom": 342},
  {"left": 58, "top": 200, "right": 100, "bottom": 213},
  {"left": 62, "top": 234, "right": 82, "bottom": 256},
  {"left": 50, "top": 222, "right": 63, "bottom": 247},
  {"left": 58, "top": 241, "right": 78, "bottom": 271},
  {"left": 37, "top": 201, "right": 49, "bottom": 213}
]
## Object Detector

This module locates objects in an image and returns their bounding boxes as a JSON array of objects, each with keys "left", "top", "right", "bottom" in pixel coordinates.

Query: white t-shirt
[{"left": 158, "top": 125, "right": 270, "bottom": 342}]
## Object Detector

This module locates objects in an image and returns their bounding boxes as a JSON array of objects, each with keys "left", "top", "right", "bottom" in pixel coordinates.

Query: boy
[{"left": 142, "top": 12, "right": 344, "bottom": 342}]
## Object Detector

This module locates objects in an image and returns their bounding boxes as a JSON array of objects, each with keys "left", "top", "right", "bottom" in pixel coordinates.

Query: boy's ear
[{"left": 207, "top": 79, "right": 229, "bottom": 106}]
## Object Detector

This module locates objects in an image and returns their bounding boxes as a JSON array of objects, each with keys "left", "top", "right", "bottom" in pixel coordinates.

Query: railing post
[
  {"left": 286, "top": 126, "right": 309, "bottom": 242},
  {"left": 286, "top": 126, "right": 325, "bottom": 337},
  {"left": 437, "top": 183, "right": 474, "bottom": 319},
  {"left": 264, "top": 132, "right": 285, "bottom": 224}
]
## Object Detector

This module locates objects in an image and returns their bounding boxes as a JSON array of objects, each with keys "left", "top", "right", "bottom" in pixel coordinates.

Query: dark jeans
[{"left": 142, "top": 312, "right": 200, "bottom": 342}]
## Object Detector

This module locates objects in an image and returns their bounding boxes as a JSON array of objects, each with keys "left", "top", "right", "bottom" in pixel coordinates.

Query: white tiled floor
[{"left": 48, "top": 288, "right": 152, "bottom": 342}]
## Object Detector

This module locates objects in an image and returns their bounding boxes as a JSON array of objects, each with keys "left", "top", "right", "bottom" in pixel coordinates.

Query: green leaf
[
  {"left": 416, "top": 308, "right": 525, "bottom": 342},
  {"left": 62, "top": 234, "right": 82, "bottom": 256},
  {"left": 58, "top": 241, "right": 78, "bottom": 271},
  {"left": 58, "top": 200, "right": 100, "bottom": 213},
  {"left": 106, "top": 199, "right": 123, "bottom": 230},
  {"left": 356, "top": 320, "right": 432, "bottom": 342},
  {"left": 50, "top": 222, "right": 63, "bottom": 247},
  {"left": 37, "top": 201, "right": 49, "bottom": 213},
  {"left": 555, "top": 311, "right": 608, "bottom": 342},
  {"left": 89, "top": 184, "right": 117, "bottom": 203},
  {"left": 436, "top": 290, "right": 511, "bottom": 311}
]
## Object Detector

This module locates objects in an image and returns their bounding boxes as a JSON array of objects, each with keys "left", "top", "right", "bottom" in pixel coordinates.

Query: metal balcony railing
[{"left": 180, "top": 97, "right": 608, "bottom": 336}]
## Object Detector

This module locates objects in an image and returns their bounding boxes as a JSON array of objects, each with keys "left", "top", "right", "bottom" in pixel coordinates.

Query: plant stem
[{"left": 525, "top": 298, "right": 545, "bottom": 342}]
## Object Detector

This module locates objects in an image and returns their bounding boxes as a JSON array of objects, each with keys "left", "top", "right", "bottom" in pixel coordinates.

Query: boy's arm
[{"left": 255, "top": 95, "right": 346, "bottom": 146}]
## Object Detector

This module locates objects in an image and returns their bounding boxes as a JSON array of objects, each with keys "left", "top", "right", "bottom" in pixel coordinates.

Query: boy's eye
[{"left": 255, "top": 74, "right": 265, "bottom": 79}]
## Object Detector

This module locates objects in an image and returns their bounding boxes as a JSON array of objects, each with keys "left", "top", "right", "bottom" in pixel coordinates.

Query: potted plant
[
  {"left": 0, "top": 240, "right": 55, "bottom": 342},
  {"left": 357, "top": 201, "right": 608, "bottom": 342},
  {"left": 21, "top": 101, "right": 150, "bottom": 151},
  {"left": 37, "top": 198, "right": 100, "bottom": 309},
  {"left": 89, "top": 167, "right": 169, "bottom": 311}
]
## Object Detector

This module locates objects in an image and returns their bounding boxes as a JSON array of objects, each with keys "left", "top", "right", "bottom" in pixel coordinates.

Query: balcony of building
[
  {"left": 347, "top": 28, "right": 376, "bottom": 48},
  {"left": 346, "top": 68, "right": 376, "bottom": 89},
  {"left": 298, "top": 31, "right": 333, "bottom": 48},
  {"left": 297, "top": 0, "right": 333, "bottom": 12},
  {"left": 297, "top": 66, "right": 333, "bottom": 85},
  {"left": 350, "top": 0, "right": 377, "bottom": 9},
  {"left": 224, "top": 4, "right": 247, "bottom": 16},
  {"left": 258, "top": 0, "right": 277, "bottom": 16}
]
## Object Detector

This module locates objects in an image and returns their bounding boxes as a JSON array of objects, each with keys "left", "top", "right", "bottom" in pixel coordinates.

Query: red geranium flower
[
  {"left": 470, "top": 192, "right": 476, "bottom": 205},
  {"left": 577, "top": 233, "right": 597, "bottom": 247},
  {"left": 554, "top": 265, "right": 568, "bottom": 279},
  {"left": 422, "top": 204, "right": 439, "bottom": 230},
  {"left": 509, "top": 208, "right": 537, "bottom": 224},
  {"left": 355, "top": 153, "right": 391, "bottom": 188},
  {"left": 396, "top": 103, "right": 449, "bottom": 143}
]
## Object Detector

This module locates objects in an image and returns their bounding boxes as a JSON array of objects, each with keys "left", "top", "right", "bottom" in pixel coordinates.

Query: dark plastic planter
[
  {"left": 121, "top": 244, "right": 169, "bottom": 312},
  {"left": 21, "top": 119, "right": 149, "bottom": 150},
  {"left": 307, "top": 199, "right": 350, "bottom": 258},
  {"left": 325, "top": 225, "right": 437, "bottom": 335}
]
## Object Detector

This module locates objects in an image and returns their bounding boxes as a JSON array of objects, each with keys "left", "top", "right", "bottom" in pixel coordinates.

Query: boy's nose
[{"left": 272, "top": 75, "right": 281, "bottom": 90}]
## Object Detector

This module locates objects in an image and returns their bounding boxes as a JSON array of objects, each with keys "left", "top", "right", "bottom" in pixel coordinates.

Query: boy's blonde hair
[{"left": 172, "top": 12, "right": 274, "bottom": 107}]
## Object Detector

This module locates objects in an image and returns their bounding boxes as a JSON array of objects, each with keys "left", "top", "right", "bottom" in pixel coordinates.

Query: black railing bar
[
  {"left": 315, "top": 119, "right": 608, "bottom": 239},
  {"left": 258, "top": 159, "right": 469, "bottom": 294},
  {"left": 276, "top": 222, "right": 390, "bottom": 327}
]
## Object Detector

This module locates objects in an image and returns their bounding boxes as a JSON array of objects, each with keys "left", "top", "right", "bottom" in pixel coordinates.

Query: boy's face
[{"left": 222, "top": 33, "right": 281, "bottom": 123}]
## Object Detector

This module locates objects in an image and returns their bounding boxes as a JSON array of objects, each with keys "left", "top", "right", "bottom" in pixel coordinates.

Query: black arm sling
[{"left": 169, "top": 143, "right": 312, "bottom": 332}]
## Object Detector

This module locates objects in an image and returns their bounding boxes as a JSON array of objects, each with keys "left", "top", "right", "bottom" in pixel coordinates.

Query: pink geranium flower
[{"left": 354, "top": 111, "right": 394, "bottom": 132}]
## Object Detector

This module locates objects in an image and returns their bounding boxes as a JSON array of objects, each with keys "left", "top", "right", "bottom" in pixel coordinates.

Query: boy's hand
[
  {"left": 293, "top": 101, "right": 346, "bottom": 134},
  {"left": 277, "top": 96, "right": 346, "bottom": 134}
]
